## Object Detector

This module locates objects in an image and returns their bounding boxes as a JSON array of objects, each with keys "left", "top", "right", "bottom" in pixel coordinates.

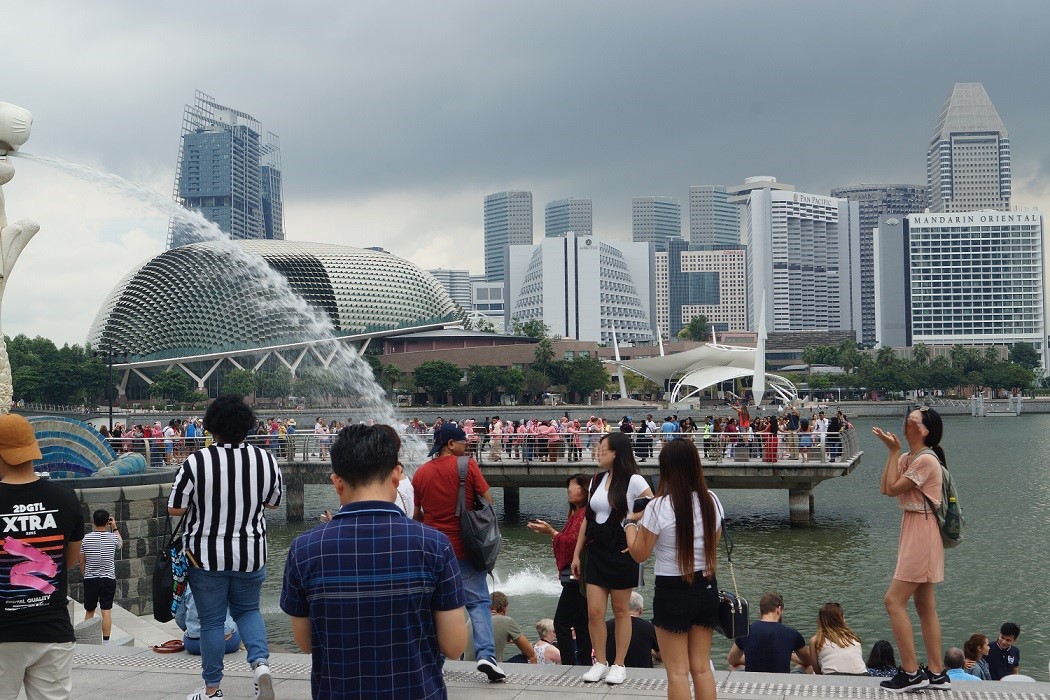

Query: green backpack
[{"left": 912, "top": 447, "right": 964, "bottom": 548}]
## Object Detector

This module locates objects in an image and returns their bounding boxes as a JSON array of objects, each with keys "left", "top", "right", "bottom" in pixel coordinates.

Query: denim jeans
[
  {"left": 459, "top": 558, "right": 496, "bottom": 662},
  {"left": 186, "top": 566, "right": 269, "bottom": 687}
]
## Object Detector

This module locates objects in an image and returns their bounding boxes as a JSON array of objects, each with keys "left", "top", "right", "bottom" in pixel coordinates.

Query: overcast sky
[{"left": 3, "top": 1, "right": 1049, "bottom": 346}]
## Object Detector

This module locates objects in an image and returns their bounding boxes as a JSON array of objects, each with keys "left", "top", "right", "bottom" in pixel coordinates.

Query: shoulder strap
[{"left": 456, "top": 456, "right": 469, "bottom": 517}]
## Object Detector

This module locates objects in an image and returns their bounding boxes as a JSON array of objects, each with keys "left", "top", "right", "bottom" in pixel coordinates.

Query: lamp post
[{"left": 94, "top": 347, "right": 128, "bottom": 431}]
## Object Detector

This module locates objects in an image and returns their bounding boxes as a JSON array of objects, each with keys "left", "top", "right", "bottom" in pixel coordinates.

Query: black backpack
[
  {"left": 912, "top": 447, "right": 964, "bottom": 548},
  {"left": 456, "top": 456, "right": 502, "bottom": 572}
]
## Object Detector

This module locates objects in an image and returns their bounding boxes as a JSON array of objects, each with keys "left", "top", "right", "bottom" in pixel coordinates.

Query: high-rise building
[
  {"left": 426, "top": 268, "right": 473, "bottom": 312},
  {"left": 689, "top": 186, "right": 741, "bottom": 248},
  {"left": 632, "top": 196, "right": 682, "bottom": 248},
  {"left": 655, "top": 238, "right": 747, "bottom": 339},
  {"left": 731, "top": 177, "right": 861, "bottom": 336},
  {"left": 169, "top": 91, "right": 283, "bottom": 249},
  {"left": 483, "top": 190, "right": 533, "bottom": 282},
  {"left": 927, "top": 83, "right": 1011, "bottom": 213},
  {"left": 874, "top": 211, "right": 1047, "bottom": 367},
  {"left": 506, "top": 232, "right": 654, "bottom": 344},
  {"left": 830, "top": 184, "right": 929, "bottom": 345},
  {"left": 545, "top": 197, "right": 592, "bottom": 238}
]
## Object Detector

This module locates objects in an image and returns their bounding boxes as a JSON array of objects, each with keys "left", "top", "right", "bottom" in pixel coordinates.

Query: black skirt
[{"left": 584, "top": 518, "right": 641, "bottom": 590}]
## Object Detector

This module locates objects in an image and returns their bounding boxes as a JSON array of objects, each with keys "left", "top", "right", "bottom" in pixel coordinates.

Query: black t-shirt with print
[{"left": 0, "top": 478, "right": 84, "bottom": 643}]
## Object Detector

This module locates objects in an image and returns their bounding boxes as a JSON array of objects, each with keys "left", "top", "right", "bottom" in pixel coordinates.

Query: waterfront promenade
[{"left": 63, "top": 645, "right": 1050, "bottom": 699}]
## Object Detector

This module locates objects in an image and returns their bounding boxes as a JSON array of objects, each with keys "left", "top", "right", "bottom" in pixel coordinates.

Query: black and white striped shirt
[
  {"left": 81, "top": 531, "right": 120, "bottom": 579},
  {"left": 167, "top": 442, "right": 283, "bottom": 572}
]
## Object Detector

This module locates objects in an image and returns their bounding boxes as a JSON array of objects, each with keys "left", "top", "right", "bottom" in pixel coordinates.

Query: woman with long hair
[
  {"left": 624, "top": 438, "right": 722, "bottom": 700},
  {"left": 867, "top": 640, "right": 898, "bottom": 677},
  {"left": 571, "top": 432, "right": 653, "bottom": 685},
  {"left": 527, "top": 473, "right": 593, "bottom": 666},
  {"left": 963, "top": 633, "right": 991, "bottom": 680},
  {"left": 873, "top": 406, "right": 949, "bottom": 691},
  {"left": 808, "top": 602, "right": 866, "bottom": 675}
]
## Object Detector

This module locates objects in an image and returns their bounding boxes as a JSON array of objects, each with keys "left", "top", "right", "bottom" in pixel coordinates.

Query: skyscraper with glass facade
[
  {"left": 169, "top": 91, "right": 283, "bottom": 249},
  {"left": 483, "top": 190, "right": 533, "bottom": 282},
  {"left": 831, "top": 184, "right": 929, "bottom": 345},
  {"left": 689, "top": 185, "right": 740, "bottom": 248},
  {"left": 545, "top": 197, "right": 592, "bottom": 238},
  {"left": 927, "top": 83, "right": 1011, "bottom": 213},
  {"left": 632, "top": 196, "right": 682, "bottom": 248}
]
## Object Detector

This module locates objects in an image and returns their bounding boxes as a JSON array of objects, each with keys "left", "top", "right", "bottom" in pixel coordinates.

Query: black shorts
[
  {"left": 652, "top": 573, "right": 719, "bottom": 633},
  {"left": 83, "top": 577, "right": 117, "bottom": 611}
]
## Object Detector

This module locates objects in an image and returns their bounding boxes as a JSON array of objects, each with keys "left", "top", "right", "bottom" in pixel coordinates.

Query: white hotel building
[
  {"left": 731, "top": 178, "right": 862, "bottom": 335},
  {"left": 505, "top": 232, "right": 655, "bottom": 344},
  {"left": 875, "top": 211, "right": 1047, "bottom": 363}
]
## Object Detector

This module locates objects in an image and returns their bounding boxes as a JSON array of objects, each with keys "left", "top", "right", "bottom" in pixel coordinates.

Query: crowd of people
[{"left": 3, "top": 397, "right": 1029, "bottom": 700}]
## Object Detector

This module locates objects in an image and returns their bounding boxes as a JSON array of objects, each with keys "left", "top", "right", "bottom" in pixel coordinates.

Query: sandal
[{"left": 151, "top": 639, "right": 185, "bottom": 653}]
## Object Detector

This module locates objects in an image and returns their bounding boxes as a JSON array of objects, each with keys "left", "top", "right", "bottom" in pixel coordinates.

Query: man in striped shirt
[
  {"left": 169, "top": 395, "right": 283, "bottom": 700},
  {"left": 79, "top": 508, "right": 122, "bottom": 643}
]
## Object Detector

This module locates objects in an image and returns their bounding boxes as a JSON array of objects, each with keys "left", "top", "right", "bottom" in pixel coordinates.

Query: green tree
[
  {"left": 379, "top": 364, "right": 406, "bottom": 397},
  {"left": 511, "top": 318, "right": 550, "bottom": 339},
  {"left": 912, "top": 342, "right": 931, "bottom": 365},
  {"left": 256, "top": 368, "right": 292, "bottom": 401},
  {"left": 838, "top": 340, "right": 863, "bottom": 373},
  {"left": 807, "top": 373, "right": 832, "bottom": 390},
  {"left": 925, "top": 357, "right": 961, "bottom": 393},
  {"left": 1008, "top": 342, "right": 1042, "bottom": 371},
  {"left": 801, "top": 345, "right": 839, "bottom": 367},
  {"left": 463, "top": 316, "right": 497, "bottom": 333},
  {"left": 676, "top": 315, "right": 710, "bottom": 341},
  {"left": 413, "top": 360, "right": 463, "bottom": 405},
  {"left": 498, "top": 367, "right": 526, "bottom": 397},
  {"left": 876, "top": 346, "right": 897, "bottom": 367},
  {"left": 297, "top": 367, "right": 336, "bottom": 406},
  {"left": 222, "top": 368, "right": 258, "bottom": 398},
  {"left": 533, "top": 337, "right": 555, "bottom": 370},
  {"left": 468, "top": 365, "right": 503, "bottom": 404},
  {"left": 523, "top": 368, "right": 548, "bottom": 399},
  {"left": 567, "top": 356, "right": 609, "bottom": 403},
  {"left": 148, "top": 369, "right": 191, "bottom": 402}
]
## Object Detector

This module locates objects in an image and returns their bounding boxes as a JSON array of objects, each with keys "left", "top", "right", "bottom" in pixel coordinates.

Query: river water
[{"left": 257, "top": 414, "right": 1049, "bottom": 679}]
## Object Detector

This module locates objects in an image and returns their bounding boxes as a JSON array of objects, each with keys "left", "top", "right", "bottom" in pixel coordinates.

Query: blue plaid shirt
[{"left": 281, "top": 500, "right": 465, "bottom": 699}]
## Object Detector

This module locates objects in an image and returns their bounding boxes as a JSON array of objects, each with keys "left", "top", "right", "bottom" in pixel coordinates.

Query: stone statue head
[{"left": 0, "top": 102, "right": 33, "bottom": 154}]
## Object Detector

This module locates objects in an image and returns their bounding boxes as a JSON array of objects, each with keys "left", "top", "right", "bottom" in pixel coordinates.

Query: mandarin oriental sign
[{"left": 910, "top": 212, "right": 1041, "bottom": 225}]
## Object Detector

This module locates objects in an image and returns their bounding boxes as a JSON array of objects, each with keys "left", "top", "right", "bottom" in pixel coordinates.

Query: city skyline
[{"left": 4, "top": 2, "right": 1050, "bottom": 345}]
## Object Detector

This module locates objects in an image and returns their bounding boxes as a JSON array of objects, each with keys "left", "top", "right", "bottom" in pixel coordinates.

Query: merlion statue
[{"left": 0, "top": 102, "right": 39, "bottom": 414}]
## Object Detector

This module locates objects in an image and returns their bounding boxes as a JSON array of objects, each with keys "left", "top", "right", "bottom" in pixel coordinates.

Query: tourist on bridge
[{"left": 873, "top": 405, "right": 950, "bottom": 692}]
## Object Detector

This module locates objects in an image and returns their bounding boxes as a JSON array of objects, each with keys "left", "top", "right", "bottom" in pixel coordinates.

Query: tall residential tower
[
  {"left": 483, "top": 190, "right": 533, "bottom": 282},
  {"left": 927, "top": 83, "right": 1011, "bottom": 213},
  {"left": 169, "top": 91, "right": 283, "bottom": 249}
]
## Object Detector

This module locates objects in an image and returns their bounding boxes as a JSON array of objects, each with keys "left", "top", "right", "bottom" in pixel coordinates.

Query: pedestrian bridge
[{"left": 280, "top": 429, "right": 862, "bottom": 526}]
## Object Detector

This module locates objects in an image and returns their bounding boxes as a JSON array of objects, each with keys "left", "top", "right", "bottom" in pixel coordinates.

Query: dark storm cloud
[{"left": 7, "top": 1, "right": 1050, "bottom": 220}]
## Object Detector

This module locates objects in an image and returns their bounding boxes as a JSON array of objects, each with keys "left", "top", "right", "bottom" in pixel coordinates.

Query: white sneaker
[
  {"left": 187, "top": 688, "right": 223, "bottom": 700},
  {"left": 581, "top": 661, "right": 609, "bottom": 682},
  {"left": 605, "top": 664, "right": 627, "bottom": 685},
  {"left": 253, "top": 662, "right": 274, "bottom": 700}
]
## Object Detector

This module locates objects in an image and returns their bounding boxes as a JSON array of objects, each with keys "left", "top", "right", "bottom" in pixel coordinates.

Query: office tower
[
  {"left": 689, "top": 185, "right": 741, "bottom": 248},
  {"left": 506, "top": 232, "right": 654, "bottom": 344},
  {"left": 169, "top": 91, "right": 283, "bottom": 248},
  {"left": 655, "top": 238, "right": 747, "bottom": 339},
  {"left": 426, "top": 268, "right": 473, "bottom": 312},
  {"left": 483, "top": 190, "right": 533, "bottom": 282},
  {"left": 545, "top": 197, "right": 592, "bottom": 238},
  {"left": 731, "top": 177, "right": 861, "bottom": 336},
  {"left": 831, "top": 184, "right": 929, "bottom": 345},
  {"left": 874, "top": 211, "right": 1046, "bottom": 366},
  {"left": 632, "top": 196, "right": 682, "bottom": 248},
  {"left": 927, "top": 83, "right": 1011, "bottom": 213}
]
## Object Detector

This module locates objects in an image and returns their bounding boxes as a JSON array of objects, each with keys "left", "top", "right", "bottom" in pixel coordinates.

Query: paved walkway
[{"left": 42, "top": 645, "right": 1050, "bottom": 699}]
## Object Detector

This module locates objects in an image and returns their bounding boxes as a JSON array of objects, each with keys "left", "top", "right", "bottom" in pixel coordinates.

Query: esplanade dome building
[{"left": 88, "top": 240, "right": 460, "bottom": 398}]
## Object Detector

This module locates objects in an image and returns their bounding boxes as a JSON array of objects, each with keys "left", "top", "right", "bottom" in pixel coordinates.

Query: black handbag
[
  {"left": 152, "top": 514, "right": 185, "bottom": 623},
  {"left": 716, "top": 518, "right": 750, "bottom": 639},
  {"left": 456, "top": 457, "right": 502, "bottom": 573}
]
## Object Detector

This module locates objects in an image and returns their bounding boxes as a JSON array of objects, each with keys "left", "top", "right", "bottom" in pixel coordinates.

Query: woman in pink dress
[{"left": 873, "top": 406, "right": 948, "bottom": 692}]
